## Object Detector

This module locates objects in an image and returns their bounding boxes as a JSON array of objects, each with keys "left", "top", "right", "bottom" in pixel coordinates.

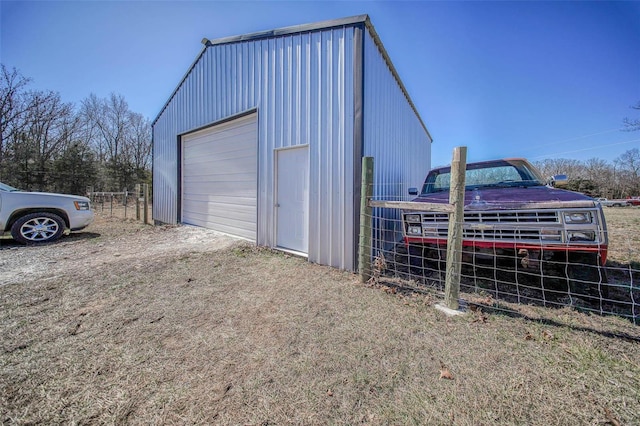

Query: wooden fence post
[
  {"left": 135, "top": 184, "right": 141, "bottom": 221},
  {"left": 444, "top": 146, "right": 467, "bottom": 310},
  {"left": 143, "top": 183, "right": 149, "bottom": 225},
  {"left": 359, "top": 157, "right": 374, "bottom": 283}
]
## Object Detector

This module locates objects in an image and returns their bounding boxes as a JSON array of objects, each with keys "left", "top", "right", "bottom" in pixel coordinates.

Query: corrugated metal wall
[
  {"left": 153, "top": 26, "right": 355, "bottom": 270},
  {"left": 362, "top": 30, "right": 432, "bottom": 251}
]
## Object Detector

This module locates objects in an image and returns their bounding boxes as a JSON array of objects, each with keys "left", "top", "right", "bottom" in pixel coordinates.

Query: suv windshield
[
  {"left": 0, "top": 182, "right": 20, "bottom": 192},
  {"left": 421, "top": 159, "right": 545, "bottom": 194}
]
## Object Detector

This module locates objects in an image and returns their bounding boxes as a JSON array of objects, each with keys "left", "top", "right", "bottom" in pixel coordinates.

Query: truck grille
[
  {"left": 425, "top": 227, "right": 559, "bottom": 241},
  {"left": 420, "top": 210, "right": 559, "bottom": 223},
  {"left": 415, "top": 210, "right": 562, "bottom": 243}
]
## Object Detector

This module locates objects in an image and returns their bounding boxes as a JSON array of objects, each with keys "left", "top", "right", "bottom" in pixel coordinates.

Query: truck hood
[{"left": 412, "top": 186, "right": 596, "bottom": 210}]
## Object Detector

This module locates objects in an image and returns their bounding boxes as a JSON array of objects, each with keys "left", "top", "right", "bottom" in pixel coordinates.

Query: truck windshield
[
  {"left": 421, "top": 160, "right": 546, "bottom": 194},
  {"left": 0, "top": 182, "right": 20, "bottom": 192}
]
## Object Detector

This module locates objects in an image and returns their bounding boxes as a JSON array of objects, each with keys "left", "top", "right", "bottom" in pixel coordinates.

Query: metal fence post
[
  {"left": 359, "top": 157, "right": 374, "bottom": 283},
  {"left": 444, "top": 146, "right": 467, "bottom": 310}
]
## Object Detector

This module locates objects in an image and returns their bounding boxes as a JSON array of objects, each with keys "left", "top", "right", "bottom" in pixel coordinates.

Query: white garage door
[{"left": 181, "top": 113, "right": 258, "bottom": 240}]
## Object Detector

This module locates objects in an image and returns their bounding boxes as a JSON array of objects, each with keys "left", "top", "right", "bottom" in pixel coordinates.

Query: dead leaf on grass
[
  {"left": 439, "top": 361, "right": 455, "bottom": 380},
  {"left": 440, "top": 368, "right": 454, "bottom": 380},
  {"left": 525, "top": 332, "right": 534, "bottom": 341},
  {"left": 542, "top": 330, "right": 555, "bottom": 341},
  {"left": 472, "top": 308, "right": 488, "bottom": 323}
]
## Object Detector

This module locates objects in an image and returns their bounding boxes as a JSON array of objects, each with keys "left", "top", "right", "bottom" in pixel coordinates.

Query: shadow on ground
[{"left": 0, "top": 231, "right": 101, "bottom": 249}]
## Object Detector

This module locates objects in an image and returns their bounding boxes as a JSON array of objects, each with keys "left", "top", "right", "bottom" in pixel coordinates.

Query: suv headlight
[
  {"left": 74, "top": 200, "right": 91, "bottom": 210},
  {"left": 563, "top": 211, "right": 591, "bottom": 224}
]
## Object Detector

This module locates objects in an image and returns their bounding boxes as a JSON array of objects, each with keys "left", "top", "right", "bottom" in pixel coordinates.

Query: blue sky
[{"left": 1, "top": 1, "right": 639, "bottom": 167}]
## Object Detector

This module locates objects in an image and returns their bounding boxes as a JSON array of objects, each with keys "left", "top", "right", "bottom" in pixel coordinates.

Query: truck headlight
[
  {"left": 563, "top": 211, "right": 591, "bottom": 224},
  {"left": 407, "top": 226, "right": 423, "bottom": 235},
  {"left": 74, "top": 201, "right": 91, "bottom": 210},
  {"left": 405, "top": 214, "right": 421, "bottom": 223},
  {"left": 566, "top": 230, "right": 596, "bottom": 241}
]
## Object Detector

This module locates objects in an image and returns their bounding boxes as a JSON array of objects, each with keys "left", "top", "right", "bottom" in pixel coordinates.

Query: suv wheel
[{"left": 11, "top": 212, "right": 65, "bottom": 244}]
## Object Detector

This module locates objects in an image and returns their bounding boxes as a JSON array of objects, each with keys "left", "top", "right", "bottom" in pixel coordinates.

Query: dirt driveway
[
  {"left": 1, "top": 215, "right": 639, "bottom": 425},
  {"left": 0, "top": 217, "right": 237, "bottom": 287}
]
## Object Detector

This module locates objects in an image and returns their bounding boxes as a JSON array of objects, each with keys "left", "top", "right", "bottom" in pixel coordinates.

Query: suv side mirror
[
  {"left": 408, "top": 187, "right": 418, "bottom": 196},
  {"left": 549, "top": 174, "right": 568, "bottom": 188}
]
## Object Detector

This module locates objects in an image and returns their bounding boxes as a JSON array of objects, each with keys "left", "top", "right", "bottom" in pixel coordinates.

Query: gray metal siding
[
  {"left": 153, "top": 26, "right": 355, "bottom": 270},
  {"left": 362, "top": 30, "right": 432, "bottom": 250}
]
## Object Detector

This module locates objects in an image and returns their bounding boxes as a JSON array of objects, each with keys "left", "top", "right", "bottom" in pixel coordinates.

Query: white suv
[{"left": 0, "top": 182, "right": 94, "bottom": 244}]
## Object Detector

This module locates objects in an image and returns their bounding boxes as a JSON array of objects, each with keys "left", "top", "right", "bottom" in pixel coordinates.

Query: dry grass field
[
  {"left": 604, "top": 206, "right": 640, "bottom": 266},
  {"left": 1, "top": 210, "right": 639, "bottom": 425}
]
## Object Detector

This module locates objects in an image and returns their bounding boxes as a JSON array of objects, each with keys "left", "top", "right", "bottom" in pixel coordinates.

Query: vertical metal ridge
[{"left": 352, "top": 24, "right": 365, "bottom": 271}]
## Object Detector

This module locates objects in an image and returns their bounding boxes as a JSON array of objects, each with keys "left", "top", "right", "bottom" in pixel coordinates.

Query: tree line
[
  {"left": 534, "top": 148, "right": 640, "bottom": 199},
  {"left": 0, "top": 64, "right": 151, "bottom": 195},
  {"left": 1, "top": 63, "right": 638, "bottom": 199}
]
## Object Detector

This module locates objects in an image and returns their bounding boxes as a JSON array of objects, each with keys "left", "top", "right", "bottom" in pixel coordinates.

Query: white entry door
[{"left": 276, "top": 146, "right": 309, "bottom": 253}]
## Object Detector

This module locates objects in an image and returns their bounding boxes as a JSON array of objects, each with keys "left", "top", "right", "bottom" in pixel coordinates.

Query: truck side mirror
[
  {"left": 408, "top": 187, "right": 418, "bottom": 196},
  {"left": 549, "top": 174, "right": 568, "bottom": 188}
]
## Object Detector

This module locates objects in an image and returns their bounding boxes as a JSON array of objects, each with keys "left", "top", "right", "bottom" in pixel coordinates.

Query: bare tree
[
  {"left": 534, "top": 158, "right": 585, "bottom": 180},
  {"left": 4, "top": 90, "right": 78, "bottom": 190},
  {"left": 80, "top": 93, "right": 129, "bottom": 164},
  {"left": 124, "top": 111, "right": 152, "bottom": 179},
  {"left": 1, "top": 65, "right": 151, "bottom": 192},
  {"left": 614, "top": 148, "right": 640, "bottom": 196},
  {"left": 80, "top": 93, "right": 151, "bottom": 190},
  {"left": 0, "top": 65, "right": 35, "bottom": 179}
]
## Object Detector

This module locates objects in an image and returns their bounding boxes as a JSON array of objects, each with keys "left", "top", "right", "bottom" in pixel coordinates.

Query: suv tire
[{"left": 11, "top": 212, "right": 65, "bottom": 244}]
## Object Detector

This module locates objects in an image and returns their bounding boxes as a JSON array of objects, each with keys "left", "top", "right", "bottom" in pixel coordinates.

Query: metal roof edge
[
  {"left": 152, "top": 44, "right": 208, "bottom": 126},
  {"left": 362, "top": 17, "right": 433, "bottom": 142},
  {"left": 206, "top": 14, "right": 369, "bottom": 47},
  {"left": 152, "top": 15, "right": 369, "bottom": 127}
]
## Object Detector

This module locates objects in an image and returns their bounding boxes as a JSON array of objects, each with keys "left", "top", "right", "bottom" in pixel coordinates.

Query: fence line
[
  {"left": 359, "top": 153, "right": 639, "bottom": 325},
  {"left": 88, "top": 183, "right": 151, "bottom": 224},
  {"left": 362, "top": 207, "right": 639, "bottom": 323}
]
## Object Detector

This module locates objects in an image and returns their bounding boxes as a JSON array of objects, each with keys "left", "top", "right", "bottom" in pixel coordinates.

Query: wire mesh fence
[
  {"left": 88, "top": 184, "right": 151, "bottom": 224},
  {"left": 362, "top": 192, "right": 640, "bottom": 325}
]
